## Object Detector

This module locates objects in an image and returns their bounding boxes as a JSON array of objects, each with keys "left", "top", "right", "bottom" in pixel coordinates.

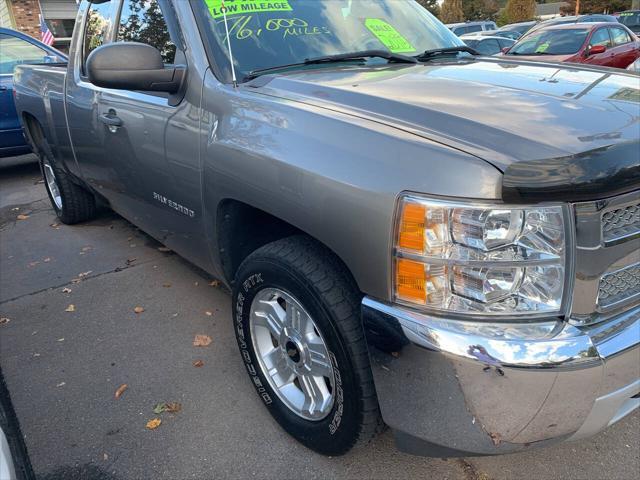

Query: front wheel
[{"left": 232, "top": 236, "right": 381, "bottom": 455}]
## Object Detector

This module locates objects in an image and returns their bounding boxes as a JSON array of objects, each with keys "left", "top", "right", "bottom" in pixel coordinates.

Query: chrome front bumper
[{"left": 362, "top": 298, "right": 640, "bottom": 457}]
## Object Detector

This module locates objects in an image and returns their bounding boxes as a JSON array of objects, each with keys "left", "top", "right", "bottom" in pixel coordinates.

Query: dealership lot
[{"left": 1, "top": 155, "right": 639, "bottom": 480}]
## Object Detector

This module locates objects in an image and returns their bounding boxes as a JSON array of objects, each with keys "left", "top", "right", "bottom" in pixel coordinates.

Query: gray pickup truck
[{"left": 13, "top": 0, "right": 640, "bottom": 458}]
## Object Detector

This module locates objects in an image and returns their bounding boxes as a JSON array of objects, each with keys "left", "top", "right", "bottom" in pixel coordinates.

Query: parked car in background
[
  {"left": 461, "top": 34, "right": 516, "bottom": 55},
  {"left": 627, "top": 57, "right": 640, "bottom": 71},
  {"left": 0, "top": 27, "right": 66, "bottom": 158},
  {"left": 618, "top": 10, "right": 640, "bottom": 34},
  {"left": 503, "top": 23, "right": 640, "bottom": 69},
  {"left": 477, "top": 29, "right": 522, "bottom": 40},
  {"left": 528, "top": 14, "right": 619, "bottom": 34},
  {"left": 446, "top": 21, "right": 497, "bottom": 36},
  {"left": 498, "top": 20, "right": 538, "bottom": 36}
]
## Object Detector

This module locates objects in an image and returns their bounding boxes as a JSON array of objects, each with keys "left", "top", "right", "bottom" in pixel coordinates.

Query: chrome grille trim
[
  {"left": 602, "top": 203, "right": 640, "bottom": 245},
  {"left": 598, "top": 263, "right": 640, "bottom": 309}
]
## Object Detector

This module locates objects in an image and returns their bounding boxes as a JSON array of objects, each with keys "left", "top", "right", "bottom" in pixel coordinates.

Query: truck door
[
  {"left": 65, "top": 0, "right": 118, "bottom": 186},
  {"left": 94, "top": 0, "right": 206, "bottom": 266}
]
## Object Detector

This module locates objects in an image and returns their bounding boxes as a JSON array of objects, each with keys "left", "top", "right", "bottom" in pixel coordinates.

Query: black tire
[
  {"left": 37, "top": 139, "right": 96, "bottom": 225},
  {"left": 232, "top": 235, "right": 381, "bottom": 456}
]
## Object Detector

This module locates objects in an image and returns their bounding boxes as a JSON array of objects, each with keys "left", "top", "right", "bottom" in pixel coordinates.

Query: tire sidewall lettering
[{"left": 234, "top": 269, "right": 346, "bottom": 436}]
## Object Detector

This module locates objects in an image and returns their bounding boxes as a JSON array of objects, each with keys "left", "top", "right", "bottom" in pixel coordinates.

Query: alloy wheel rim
[
  {"left": 42, "top": 159, "right": 62, "bottom": 210},
  {"left": 249, "top": 288, "right": 335, "bottom": 421}
]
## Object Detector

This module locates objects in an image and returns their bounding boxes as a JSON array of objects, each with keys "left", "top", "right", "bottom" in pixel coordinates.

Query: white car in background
[
  {"left": 460, "top": 34, "right": 516, "bottom": 55},
  {"left": 627, "top": 57, "right": 640, "bottom": 72}
]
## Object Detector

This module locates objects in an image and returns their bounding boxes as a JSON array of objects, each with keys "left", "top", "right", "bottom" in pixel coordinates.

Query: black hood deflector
[{"left": 502, "top": 141, "right": 640, "bottom": 203}]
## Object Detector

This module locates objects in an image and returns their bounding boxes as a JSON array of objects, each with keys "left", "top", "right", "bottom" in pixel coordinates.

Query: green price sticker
[
  {"left": 365, "top": 19, "right": 415, "bottom": 54},
  {"left": 205, "top": 0, "right": 292, "bottom": 19},
  {"left": 536, "top": 42, "right": 550, "bottom": 53}
]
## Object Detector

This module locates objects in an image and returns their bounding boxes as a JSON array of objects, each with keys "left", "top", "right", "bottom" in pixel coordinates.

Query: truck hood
[{"left": 250, "top": 58, "right": 640, "bottom": 201}]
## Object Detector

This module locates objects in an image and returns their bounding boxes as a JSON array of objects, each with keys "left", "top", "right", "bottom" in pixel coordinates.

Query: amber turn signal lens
[
  {"left": 396, "top": 258, "right": 426, "bottom": 304},
  {"left": 398, "top": 202, "right": 425, "bottom": 253}
]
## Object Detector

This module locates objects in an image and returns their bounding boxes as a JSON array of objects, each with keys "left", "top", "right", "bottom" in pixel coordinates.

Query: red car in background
[{"left": 503, "top": 23, "right": 640, "bottom": 69}]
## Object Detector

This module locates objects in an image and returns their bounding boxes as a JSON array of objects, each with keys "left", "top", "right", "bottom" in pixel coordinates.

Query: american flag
[{"left": 40, "top": 16, "right": 54, "bottom": 46}]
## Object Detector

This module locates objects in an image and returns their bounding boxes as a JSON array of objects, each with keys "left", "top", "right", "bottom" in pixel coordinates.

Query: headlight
[{"left": 394, "top": 195, "right": 569, "bottom": 317}]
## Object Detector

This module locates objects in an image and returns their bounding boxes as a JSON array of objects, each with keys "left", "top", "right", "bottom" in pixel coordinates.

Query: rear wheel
[
  {"left": 37, "top": 140, "right": 96, "bottom": 224},
  {"left": 232, "top": 236, "right": 381, "bottom": 455}
]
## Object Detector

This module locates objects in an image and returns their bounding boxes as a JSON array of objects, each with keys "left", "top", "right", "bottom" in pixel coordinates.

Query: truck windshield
[{"left": 195, "top": 0, "right": 462, "bottom": 81}]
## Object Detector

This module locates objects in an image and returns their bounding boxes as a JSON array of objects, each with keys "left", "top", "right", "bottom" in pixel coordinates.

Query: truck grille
[
  {"left": 602, "top": 203, "right": 640, "bottom": 244},
  {"left": 598, "top": 263, "right": 640, "bottom": 308},
  {"left": 572, "top": 191, "right": 640, "bottom": 323}
]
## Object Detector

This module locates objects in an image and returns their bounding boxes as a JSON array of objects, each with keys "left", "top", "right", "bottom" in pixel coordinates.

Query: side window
[
  {"left": 476, "top": 39, "right": 500, "bottom": 55},
  {"left": 610, "top": 28, "right": 632, "bottom": 46},
  {"left": 117, "top": 0, "right": 176, "bottom": 64},
  {"left": 589, "top": 28, "right": 611, "bottom": 47},
  {"left": 466, "top": 25, "right": 483, "bottom": 34},
  {"left": 0, "top": 34, "right": 48, "bottom": 75},
  {"left": 83, "top": 1, "right": 115, "bottom": 73}
]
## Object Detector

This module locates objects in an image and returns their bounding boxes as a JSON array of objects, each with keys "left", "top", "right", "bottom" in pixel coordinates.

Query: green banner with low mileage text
[{"left": 206, "top": 0, "right": 292, "bottom": 19}]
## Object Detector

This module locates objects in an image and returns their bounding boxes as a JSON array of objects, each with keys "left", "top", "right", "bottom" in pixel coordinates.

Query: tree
[
  {"left": 415, "top": 0, "right": 440, "bottom": 17},
  {"left": 440, "top": 0, "right": 465, "bottom": 23},
  {"left": 463, "top": 0, "right": 500, "bottom": 21},
  {"left": 561, "top": 0, "right": 631, "bottom": 14},
  {"left": 504, "top": 0, "right": 537, "bottom": 23}
]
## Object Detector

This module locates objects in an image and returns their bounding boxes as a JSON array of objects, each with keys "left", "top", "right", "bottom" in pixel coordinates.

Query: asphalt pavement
[{"left": 1, "top": 154, "right": 638, "bottom": 480}]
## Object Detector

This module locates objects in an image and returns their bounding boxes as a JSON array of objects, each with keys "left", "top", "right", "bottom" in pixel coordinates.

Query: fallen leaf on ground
[
  {"left": 78, "top": 271, "right": 92, "bottom": 278},
  {"left": 157, "top": 247, "right": 171, "bottom": 252},
  {"left": 65, "top": 304, "right": 76, "bottom": 312},
  {"left": 208, "top": 280, "right": 220, "bottom": 287},
  {"left": 81, "top": 246, "right": 92, "bottom": 252},
  {"left": 103, "top": 453, "right": 108, "bottom": 461},
  {"left": 50, "top": 223, "right": 59, "bottom": 228},
  {"left": 17, "top": 214, "right": 29, "bottom": 220},
  {"left": 43, "top": 257, "right": 51, "bottom": 263},
  {"left": 390, "top": 351, "right": 399, "bottom": 358},
  {"left": 57, "top": 338, "right": 64, "bottom": 342},
  {"left": 193, "top": 360, "right": 204, "bottom": 368},
  {"left": 162, "top": 283, "right": 171, "bottom": 288},
  {"left": 114, "top": 384, "right": 128, "bottom": 399},
  {"left": 489, "top": 432, "right": 502, "bottom": 446},
  {"left": 11, "top": 207, "right": 19, "bottom": 211},
  {"left": 0, "top": 317, "right": 10, "bottom": 325},
  {"left": 28, "top": 261, "right": 40, "bottom": 268},
  {"left": 33, "top": 353, "right": 41, "bottom": 357},
  {"left": 133, "top": 306, "right": 145, "bottom": 314},
  {"left": 153, "top": 403, "right": 166, "bottom": 414},
  {"left": 56, "top": 382, "right": 65, "bottom": 387},
  {"left": 171, "top": 313, "right": 178, "bottom": 317},
  {"left": 205, "top": 311, "right": 213, "bottom": 317},
  {"left": 165, "top": 402, "right": 181, "bottom": 413},
  {"left": 71, "top": 278, "right": 81, "bottom": 284},
  {"left": 193, "top": 334, "right": 212, "bottom": 347},
  {"left": 62, "top": 287, "right": 72, "bottom": 294},
  {"left": 126, "top": 258, "right": 136, "bottom": 265},
  {"left": 146, "top": 418, "right": 161, "bottom": 430}
]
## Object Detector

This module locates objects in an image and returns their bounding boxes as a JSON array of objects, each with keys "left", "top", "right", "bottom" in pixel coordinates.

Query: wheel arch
[{"left": 215, "top": 199, "right": 362, "bottom": 295}]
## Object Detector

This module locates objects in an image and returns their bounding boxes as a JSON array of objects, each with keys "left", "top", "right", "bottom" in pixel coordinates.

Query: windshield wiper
[
  {"left": 416, "top": 46, "right": 478, "bottom": 61},
  {"left": 245, "top": 50, "right": 417, "bottom": 81}
]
